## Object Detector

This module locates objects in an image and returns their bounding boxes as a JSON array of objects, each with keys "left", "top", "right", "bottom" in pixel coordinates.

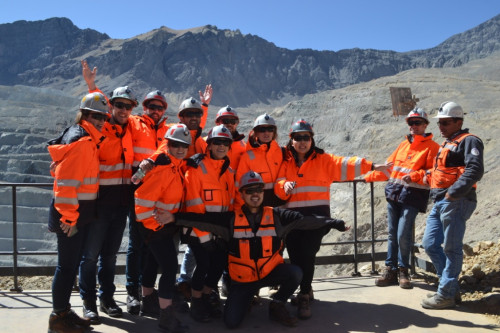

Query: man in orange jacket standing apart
[{"left": 365, "top": 108, "right": 439, "bottom": 289}]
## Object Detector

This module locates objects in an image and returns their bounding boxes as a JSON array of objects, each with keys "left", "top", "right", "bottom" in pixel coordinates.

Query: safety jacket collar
[
  {"left": 446, "top": 128, "right": 470, "bottom": 142},
  {"left": 140, "top": 114, "right": 167, "bottom": 130},
  {"left": 205, "top": 154, "right": 231, "bottom": 178},
  {"left": 406, "top": 132, "right": 434, "bottom": 145}
]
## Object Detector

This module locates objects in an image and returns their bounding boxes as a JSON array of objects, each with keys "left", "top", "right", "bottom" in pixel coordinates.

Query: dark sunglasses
[
  {"left": 113, "top": 101, "right": 134, "bottom": 110},
  {"left": 437, "top": 120, "right": 454, "bottom": 126},
  {"left": 89, "top": 113, "right": 108, "bottom": 121},
  {"left": 147, "top": 104, "right": 165, "bottom": 111},
  {"left": 408, "top": 120, "right": 424, "bottom": 126},
  {"left": 292, "top": 135, "right": 312, "bottom": 142},
  {"left": 211, "top": 139, "right": 232, "bottom": 147},
  {"left": 243, "top": 187, "right": 264, "bottom": 194},
  {"left": 183, "top": 111, "right": 203, "bottom": 118},
  {"left": 168, "top": 141, "right": 190, "bottom": 149},
  {"left": 222, "top": 118, "right": 238, "bottom": 125},
  {"left": 254, "top": 126, "right": 275, "bottom": 133}
]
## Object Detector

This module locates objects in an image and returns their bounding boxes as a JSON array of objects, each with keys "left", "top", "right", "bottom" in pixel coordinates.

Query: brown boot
[
  {"left": 398, "top": 267, "right": 412, "bottom": 289},
  {"left": 297, "top": 293, "right": 311, "bottom": 319},
  {"left": 159, "top": 306, "right": 188, "bottom": 333},
  {"left": 375, "top": 266, "right": 398, "bottom": 286},
  {"left": 48, "top": 310, "right": 85, "bottom": 333},
  {"left": 269, "top": 300, "right": 298, "bottom": 327}
]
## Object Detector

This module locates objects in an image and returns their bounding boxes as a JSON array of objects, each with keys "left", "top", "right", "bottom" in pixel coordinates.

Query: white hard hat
[
  {"left": 239, "top": 171, "right": 264, "bottom": 191},
  {"left": 434, "top": 101, "right": 465, "bottom": 119},
  {"left": 406, "top": 108, "right": 429, "bottom": 123},
  {"left": 165, "top": 123, "right": 192, "bottom": 145}
]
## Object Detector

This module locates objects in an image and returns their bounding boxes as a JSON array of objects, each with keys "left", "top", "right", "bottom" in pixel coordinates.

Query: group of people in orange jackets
[{"left": 48, "top": 60, "right": 483, "bottom": 333}]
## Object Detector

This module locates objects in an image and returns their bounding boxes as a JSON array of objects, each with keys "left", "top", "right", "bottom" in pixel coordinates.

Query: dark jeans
[
  {"left": 138, "top": 224, "right": 176, "bottom": 299},
  {"left": 224, "top": 263, "right": 302, "bottom": 329},
  {"left": 285, "top": 228, "right": 325, "bottom": 294},
  {"left": 79, "top": 205, "right": 127, "bottom": 301},
  {"left": 126, "top": 208, "right": 151, "bottom": 290},
  {"left": 189, "top": 240, "right": 227, "bottom": 291},
  {"left": 52, "top": 224, "right": 89, "bottom": 312}
]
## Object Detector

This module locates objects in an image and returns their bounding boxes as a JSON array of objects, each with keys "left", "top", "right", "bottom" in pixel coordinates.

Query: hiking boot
[
  {"left": 269, "top": 300, "right": 298, "bottom": 327},
  {"left": 375, "top": 266, "right": 398, "bottom": 287},
  {"left": 126, "top": 286, "right": 141, "bottom": 315},
  {"left": 426, "top": 291, "right": 462, "bottom": 304},
  {"left": 140, "top": 290, "right": 160, "bottom": 318},
  {"left": 398, "top": 267, "right": 412, "bottom": 289},
  {"left": 99, "top": 297, "right": 123, "bottom": 318},
  {"left": 421, "top": 293, "right": 456, "bottom": 309},
  {"left": 202, "top": 291, "right": 222, "bottom": 318},
  {"left": 175, "top": 281, "right": 192, "bottom": 301},
  {"left": 297, "top": 293, "right": 311, "bottom": 319},
  {"left": 291, "top": 289, "right": 314, "bottom": 306},
  {"left": 65, "top": 308, "right": 91, "bottom": 328},
  {"left": 190, "top": 297, "right": 211, "bottom": 322},
  {"left": 48, "top": 310, "right": 85, "bottom": 333},
  {"left": 82, "top": 299, "right": 100, "bottom": 325},
  {"left": 159, "top": 306, "right": 188, "bottom": 333}
]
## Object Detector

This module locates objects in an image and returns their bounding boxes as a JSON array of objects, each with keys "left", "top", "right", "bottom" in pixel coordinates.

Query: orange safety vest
[
  {"left": 228, "top": 207, "right": 284, "bottom": 283},
  {"left": 134, "top": 152, "right": 184, "bottom": 231},
  {"left": 129, "top": 114, "right": 169, "bottom": 168},
  {"left": 430, "top": 133, "right": 477, "bottom": 189}
]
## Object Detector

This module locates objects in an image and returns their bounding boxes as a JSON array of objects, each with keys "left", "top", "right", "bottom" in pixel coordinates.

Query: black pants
[
  {"left": 223, "top": 263, "right": 302, "bottom": 329},
  {"left": 285, "top": 228, "right": 325, "bottom": 294},
  {"left": 189, "top": 240, "right": 227, "bottom": 291}
]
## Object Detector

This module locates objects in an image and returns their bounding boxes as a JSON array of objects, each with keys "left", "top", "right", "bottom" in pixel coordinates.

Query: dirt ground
[{"left": 1, "top": 240, "right": 499, "bottom": 324}]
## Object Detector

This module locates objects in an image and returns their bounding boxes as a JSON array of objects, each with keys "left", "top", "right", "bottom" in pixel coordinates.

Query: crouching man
[{"left": 158, "top": 171, "right": 350, "bottom": 328}]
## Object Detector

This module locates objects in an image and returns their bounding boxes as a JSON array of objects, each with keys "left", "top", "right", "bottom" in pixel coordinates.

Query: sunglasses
[
  {"left": 243, "top": 187, "right": 264, "bottom": 194},
  {"left": 437, "top": 120, "right": 454, "bottom": 126},
  {"left": 293, "top": 135, "right": 312, "bottom": 142},
  {"left": 408, "top": 120, "right": 424, "bottom": 126},
  {"left": 89, "top": 113, "right": 108, "bottom": 121},
  {"left": 168, "top": 141, "right": 190, "bottom": 149},
  {"left": 211, "top": 139, "right": 232, "bottom": 147},
  {"left": 113, "top": 101, "right": 134, "bottom": 110},
  {"left": 254, "top": 126, "right": 275, "bottom": 133},
  {"left": 183, "top": 111, "right": 203, "bottom": 118},
  {"left": 147, "top": 104, "right": 165, "bottom": 111},
  {"left": 222, "top": 118, "right": 238, "bottom": 125}
]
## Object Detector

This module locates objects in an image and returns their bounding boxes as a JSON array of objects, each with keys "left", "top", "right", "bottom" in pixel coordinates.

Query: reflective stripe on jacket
[
  {"left": 228, "top": 206, "right": 284, "bottom": 283},
  {"left": 129, "top": 115, "right": 169, "bottom": 167},
  {"left": 275, "top": 149, "right": 373, "bottom": 216},
  {"left": 365, "top": 133, "right": 440, "bottom": 212},
  {"left": 47, "top": 120, "right": 103, "bottom": 226},
  {"left": 134, "top": 152, "right": 184, "bottom": 231}
]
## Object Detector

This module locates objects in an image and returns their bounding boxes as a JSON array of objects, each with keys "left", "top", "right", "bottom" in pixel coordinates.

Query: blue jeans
[
  {"left": 176, "top": 245, "right": 196, "bottom": 284},
  {"left": 52, "top": 224, "right": 89, "bottom": 312},
  {"left": 79, "top": 205, "right": 128, "bottom": 301},
  {"left": 385, "top": 201, "right": 419, "bottom": 269},
  {"left": 224, "top": 263, "right": 302, "bottom": 329},
  {"left": 422, "top": 197, "right": 476, "bottom": 299}
]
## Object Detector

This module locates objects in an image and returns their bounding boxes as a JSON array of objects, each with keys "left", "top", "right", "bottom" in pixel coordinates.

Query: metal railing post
[
  {"left": 352, "top": 181, "right": 360, "bottom": 276},
  {"left": 370, "top": 182, "right": 378, "bottom": 274},
  {"left": 10, "top": 185, "right": 22, "bottom": 292}
]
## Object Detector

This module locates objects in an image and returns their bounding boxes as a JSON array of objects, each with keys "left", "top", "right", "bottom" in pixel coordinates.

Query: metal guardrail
[{"left": 0, "top": 181, "right": 424, "bottom": 292}]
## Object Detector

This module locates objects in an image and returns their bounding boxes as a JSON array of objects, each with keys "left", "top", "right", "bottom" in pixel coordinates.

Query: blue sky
[{"left": 2, "top": 0, "right": 499, "bottom": 52}]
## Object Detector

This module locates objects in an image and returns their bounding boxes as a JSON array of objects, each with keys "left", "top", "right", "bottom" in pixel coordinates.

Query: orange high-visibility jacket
[
  {"left": 183, "top": 154, "right": 235, "bottom": 242},
  {"left": 275, "top": 149, "right": 373, "bottom": 217},
  {"left": 98, "top": 121, "right": 134, "bottom": 206},
  {"left": 48, "top": 120, "right": 104, "bottom": 226},
  {"left": 236, "top": 140, "right": 283, "bottom": 189},
  {"left": 128, "top": 114, "right": 169, "bottom": 168},
  {"left": 228, "top": 206, "right": 284, "bottom": 283},
  {"left": 228, "top": 136, "right": 246, "bottom": 171},
  {"left": 134, "top": 152, "right": 185, "bottom": 231},
  {"left": 364, "top": 134, "right": 439, "bottom": 212}
]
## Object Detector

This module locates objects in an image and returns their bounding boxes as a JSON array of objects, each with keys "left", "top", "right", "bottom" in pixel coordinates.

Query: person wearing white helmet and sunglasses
[
  {"left": 420, "top": 101, "right": 484, "bottom": 309},
  {"left": 365, "top": 108, "right": 440, "bottom": 289}
]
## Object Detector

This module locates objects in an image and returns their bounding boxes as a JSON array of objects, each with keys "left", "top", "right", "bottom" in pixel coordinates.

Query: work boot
[
  {"left": 126, "top": 286, "right": 141, "bottom": 315},
  {"left": 159, "top": 306, "right": 188, "bottom": 333},
  {"left": 291, "top": 289, "right": 314, "bottom": 306},
  {"left": 190, "top": 297, "right": 211, "bottom": 322},
  {"left": 421, "top": 293, "right": 456, "bottom": 309},
  {"left": 202, "top": 291, "right": 222, "bottom": 318},
  {"left": 426, "top": 291, "right": 462, "bottom": 304},
  {"left": 269, "top": 300, "right": 298, "bottom": 327},
  {"left": 140, "top": 290, "right": 160, "bottom": 318},
  {"left": 398, "top": 267, "right": 412, "bottom": 289},
  {"left": 65, "top": 307, "right": 91, "bottom": 328},
  {"left": 175, "top": 281, "right": 192, "bottom": 301},
  {"left": 82, "top": 299, "right": 100, "bottom": 325},
  {"left": 375, "top": 266, "right": 398, "bottom": 286},
  {"left": 99, "top": 297, "right": 123, "bottom": 318},
  {"left": 48, "top": 309, "right": 85, "bottom": 333},
  {"left": 297, "top": 293, "right": 311, "bottom": 319}
]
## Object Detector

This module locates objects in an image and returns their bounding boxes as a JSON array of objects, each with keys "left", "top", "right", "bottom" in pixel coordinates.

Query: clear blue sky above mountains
[{"left": 2, "top": 0, "right": 499, "bottom": 52}]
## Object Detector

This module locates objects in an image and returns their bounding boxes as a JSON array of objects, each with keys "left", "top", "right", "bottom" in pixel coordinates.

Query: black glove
[{"left": 327, "top": 218, "right": 346, "bottom": 232}]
